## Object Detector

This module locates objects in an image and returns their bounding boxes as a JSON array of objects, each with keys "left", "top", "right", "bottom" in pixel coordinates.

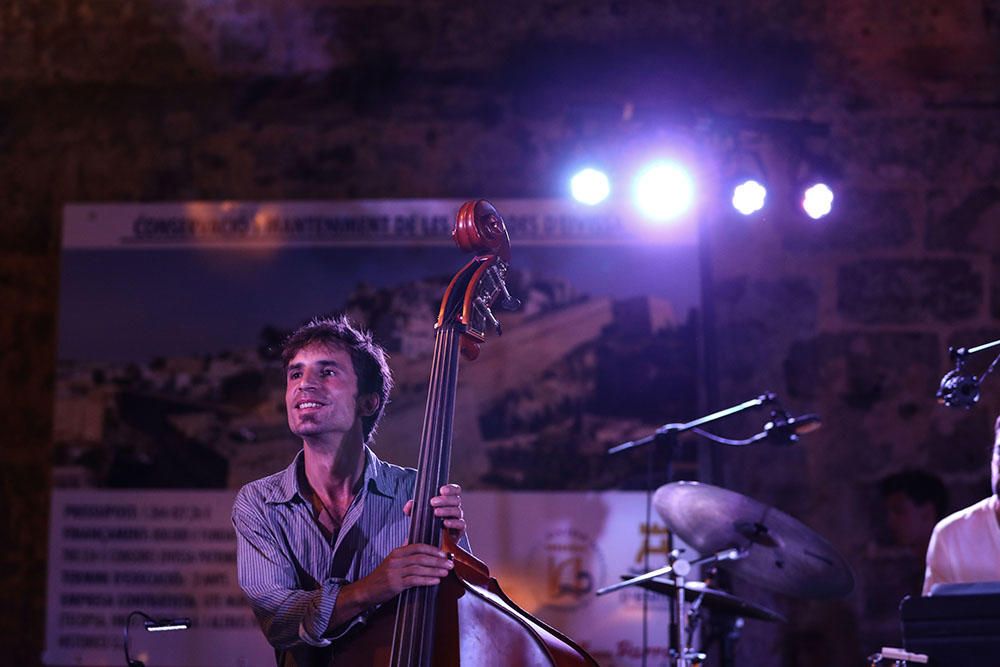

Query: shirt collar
[
  {"left": 266, "top": 449, "right": 304, "bottom": 504},
  {"left": 266, "top": 445, "right": 394, "bottom": 504},
  {"left": 361, "top": 445, "right": 396, "bottom": 499}
]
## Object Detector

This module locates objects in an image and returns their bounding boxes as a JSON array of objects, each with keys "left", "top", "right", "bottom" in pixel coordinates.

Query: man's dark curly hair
[{"left": 281, "top": 315, "right": 393, "bottom": 444}]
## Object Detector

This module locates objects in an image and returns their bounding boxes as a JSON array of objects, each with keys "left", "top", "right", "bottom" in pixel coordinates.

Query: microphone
[
  {"left": 761, "top": 412, "right": 822, "bottom": 445},
  {"left": 937, "top": 367, "right": 980, "bottom": 409}
]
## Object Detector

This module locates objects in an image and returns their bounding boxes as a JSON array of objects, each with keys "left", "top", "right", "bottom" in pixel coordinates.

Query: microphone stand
[
  {"left": 954, "top": 339, "right": 1000, "bottom": 357},
  {"left": 606, "top": 392, "right": 786, "bottom": 667},
  {"left": 607, "top": 392, "right": 781, "bottom": 456}
]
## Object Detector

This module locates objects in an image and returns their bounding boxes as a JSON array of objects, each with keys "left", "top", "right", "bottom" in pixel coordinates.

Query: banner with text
[
  {"left": 47, "top": 490, "right": 688, "bottom": 667},
  {"left": 48, "top": 199, "right": 704, "bottom": 665}
]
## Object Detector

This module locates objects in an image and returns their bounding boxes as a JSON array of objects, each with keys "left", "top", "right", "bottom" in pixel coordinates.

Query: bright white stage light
[
  {"left": 732, "top": 179, "right": 767, "bottom": 215},
  {"left": 570, "top": 168, "right": 611, "bottom": 205},
  {"left": 802, "top": 183, "right": 834, "bottom": 219},
  {"left": 632, "top": 161, "right": 695, "bottom": 222}
]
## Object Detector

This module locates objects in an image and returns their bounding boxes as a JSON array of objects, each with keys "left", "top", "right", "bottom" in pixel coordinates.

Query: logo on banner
[
  {"left": 635, "top": 521, "right": 672, "bottom": 564},
  {"left": 526, "top": 528, "right": 606, "bottom": 610}
]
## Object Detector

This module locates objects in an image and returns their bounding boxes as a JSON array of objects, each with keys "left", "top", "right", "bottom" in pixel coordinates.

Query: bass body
[{"left": 327, "top": 534, "right": 598, "bottom": 666}]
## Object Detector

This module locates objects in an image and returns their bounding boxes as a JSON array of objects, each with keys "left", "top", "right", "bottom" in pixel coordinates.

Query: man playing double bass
[{"left": 232, "top": 315, "right": 469, "bottom": 666}]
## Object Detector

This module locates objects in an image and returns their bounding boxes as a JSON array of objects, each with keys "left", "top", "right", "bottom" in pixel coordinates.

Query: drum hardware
[
  {"left": 621, "top": 578, "right": 786, "bottom": 624},
  {"left": 597, "top": 547, "right": 751, "bottom": 667},
  {"left": 866, "top": 646, "right": 928, "bottom": 666},
  {"left": 616, "top": 481, "right": 852, "bottom": 667},
  {"left": 605, "top": 393, "right": 829, "bottom": 667}
]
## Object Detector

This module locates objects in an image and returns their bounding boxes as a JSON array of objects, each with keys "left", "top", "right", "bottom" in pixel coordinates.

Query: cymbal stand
[
  {"left": 596, "top": 547, "right": 747, "bottom": 667},
  {"left": 672, "top": 557, "right": 703, "bottom": 667}
]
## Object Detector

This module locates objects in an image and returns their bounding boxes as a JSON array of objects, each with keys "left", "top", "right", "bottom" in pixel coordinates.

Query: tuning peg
[
  {"left": 495, "top": 272, "right": 521, "bottom": 311},
  {"left": 475, "top": 297, "right": 503, "bottom": 336},
  {"left": 499, "top": 295, "right": 521, "bottom": 311}
]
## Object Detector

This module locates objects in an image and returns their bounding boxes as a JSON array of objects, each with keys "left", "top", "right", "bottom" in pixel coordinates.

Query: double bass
[{"left": 328, "top": 200, "right": 599, "bottom": 666}]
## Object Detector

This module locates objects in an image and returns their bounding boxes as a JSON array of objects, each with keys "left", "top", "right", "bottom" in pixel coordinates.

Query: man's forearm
[{"left": 328, "top": 579, "right": 376, "bottom": 630}]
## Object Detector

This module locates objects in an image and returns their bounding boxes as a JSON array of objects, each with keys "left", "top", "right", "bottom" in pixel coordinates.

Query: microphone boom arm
[{"left": 607, "top": 392, "right": 811, "bottom": 454}]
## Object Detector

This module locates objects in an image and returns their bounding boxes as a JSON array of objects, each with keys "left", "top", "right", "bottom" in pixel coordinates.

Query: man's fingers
[
  {"left": 395, "top": 554, "right": 453, "bottom": 570},
  {"left": 396, "top": 543, "right": 447, "bottom": 558},
  {"left": 405, "top": 485, "right": 466, "bottom": 539},
  {"left": 434, "top": 506, "right": 463, "bottom": 519},
  {"left": 410, "top": 494, "right": 460, "bottom": 514},
  {"left": 402, "top": 562, "right": 452, "bottom": 577},
  {"left": 388, "top": 557, "right": 452, "bottom": 588},
  {"left": 405, "top": 576, "right": 448, "bottom": 587},
  {"left": 387, "top": 545, "right": 453, "bottom": 571}
]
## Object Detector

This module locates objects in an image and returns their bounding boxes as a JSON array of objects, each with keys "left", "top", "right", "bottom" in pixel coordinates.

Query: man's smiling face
[{"left": 285, "top": 341, "right": 373, "bottom": 442}]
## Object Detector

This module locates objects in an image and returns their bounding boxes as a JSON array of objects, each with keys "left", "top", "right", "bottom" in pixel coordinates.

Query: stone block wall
[
  {"left": 3, "top": 1, "right": 999, "bottom": 664},
  {"left": 708, "top": 104, "right": 1000, "bottom": 661}
]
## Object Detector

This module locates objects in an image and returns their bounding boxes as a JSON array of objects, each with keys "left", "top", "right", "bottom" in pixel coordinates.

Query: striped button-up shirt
[{"left": 233, "top": 446, "right": 446, "bottom": 665}]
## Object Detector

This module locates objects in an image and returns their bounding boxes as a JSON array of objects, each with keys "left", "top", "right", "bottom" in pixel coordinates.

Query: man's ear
[{"left": 358, "top": 393, "right": 379, "bottom": 417}]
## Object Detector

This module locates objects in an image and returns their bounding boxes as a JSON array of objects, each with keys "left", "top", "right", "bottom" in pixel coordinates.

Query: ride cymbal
[{"left": 652, "top": 481, "right": 854, "bottom": 599}]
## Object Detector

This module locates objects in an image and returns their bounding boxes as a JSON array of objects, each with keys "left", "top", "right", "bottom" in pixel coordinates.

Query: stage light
[
  {"left": 570, "top": 168, "right": 611, "bottom": 205},
  {"left": 633, "top": 161, "right": 695, "bottom": 222},
  {"left": 801, "top": 183, "right": 834, "bottom": 219},
  {"left": 731, "top": 179, "right": 767, "bottom": 215}
]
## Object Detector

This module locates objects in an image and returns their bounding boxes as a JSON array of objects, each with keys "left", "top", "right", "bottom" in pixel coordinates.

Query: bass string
[
  {"left": 393, "top": 325, "right": 459, "bottom": 667},
  {"left": 409, "top": 326, "right": 445, "bottom": 544},
  {"left": 412, "top": 325, "right": 458, "bottom": 545}
]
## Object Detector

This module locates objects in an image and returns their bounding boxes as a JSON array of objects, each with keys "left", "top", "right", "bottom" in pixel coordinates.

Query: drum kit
[
  {"left": 598, "top": 480, "right": 855, "bottom": 667},
  {"left": 590, "top": 337, "right": 1000, "bottom": 666}
]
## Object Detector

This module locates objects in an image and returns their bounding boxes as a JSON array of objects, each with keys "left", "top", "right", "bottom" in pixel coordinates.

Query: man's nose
[{"left": 298, "top": 368, "right": 320, "bottom": 389}]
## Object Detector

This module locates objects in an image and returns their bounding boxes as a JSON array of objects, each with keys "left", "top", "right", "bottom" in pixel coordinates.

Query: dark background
[{"left": 5, "top": 1, "right": 1000, "bottom": 665}]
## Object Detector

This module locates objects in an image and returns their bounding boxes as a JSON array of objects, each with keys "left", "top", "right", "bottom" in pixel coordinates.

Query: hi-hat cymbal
[
  {"left": 621, "top": 575, "right": 786, "bottom": 622},
  {"left": 652, "top": 481, "right": 854, "bottom": 599}
]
